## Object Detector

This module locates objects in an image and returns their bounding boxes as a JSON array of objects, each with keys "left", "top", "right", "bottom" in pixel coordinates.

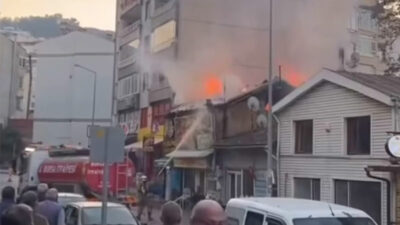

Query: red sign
[{"left": 38, "top": 160, "right": 85, "bottom": 183}]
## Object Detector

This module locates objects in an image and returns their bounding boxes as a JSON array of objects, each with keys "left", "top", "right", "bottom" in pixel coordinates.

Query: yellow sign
[{"left": 96, "top": 129, "right": 105, "bottom": 138}]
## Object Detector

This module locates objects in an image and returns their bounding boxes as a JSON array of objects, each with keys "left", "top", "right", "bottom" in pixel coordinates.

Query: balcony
[
  {"left": 153, "top": 0, "right": 175, "bottom": 18},
  {"left": 119, "top": 48, "right": 138, "bottom": 68},
  {"left": 120, "top": 0, "right": 141, "bottom": 23},
  {"left": 117, "top": 94, "right": 140, "bottom": 111},
  {"left": 120, "top": 21, "right": 140, "bottom": 46}
]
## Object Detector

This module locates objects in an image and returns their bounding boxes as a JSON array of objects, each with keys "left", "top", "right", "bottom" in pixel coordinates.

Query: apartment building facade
[{"left": 0, "top": 34, "right": 30, "bottom": 126}]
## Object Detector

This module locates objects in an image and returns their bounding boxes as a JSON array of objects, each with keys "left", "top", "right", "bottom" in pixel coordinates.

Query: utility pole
[
  {"left": 266, "top": 0, "right": 274, "bottom": 197},
  {"left": 8, "top": 34, "right": 17, "bottom": 120},
  {"left": 101, "top": 1, "right": 120, "bottom": 225},
  {"left": 26, "top": 55, "right": 33, "bottom": 119}
]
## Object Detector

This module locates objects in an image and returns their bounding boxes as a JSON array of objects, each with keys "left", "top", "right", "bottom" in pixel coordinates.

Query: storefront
[{"left": 166, "top": 150, "right": 213, "bottom": 200}]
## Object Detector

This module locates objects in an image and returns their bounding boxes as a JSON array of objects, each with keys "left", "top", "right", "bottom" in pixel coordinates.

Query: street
[{"left": 131, "top": 205, "right": 191, "bottom": 225}]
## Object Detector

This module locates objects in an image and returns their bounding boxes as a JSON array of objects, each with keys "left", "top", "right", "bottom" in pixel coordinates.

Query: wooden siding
[{"left": 277, "top": 81, "right": 393, "bottom": 225}]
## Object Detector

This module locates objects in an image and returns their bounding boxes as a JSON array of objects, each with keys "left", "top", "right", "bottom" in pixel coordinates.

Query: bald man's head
[
  {"left": 191, "top": 200, "right": 226, "bottom": 225},
  {"left": 161, "top": 201, "right": 182, "bottom": 225}
]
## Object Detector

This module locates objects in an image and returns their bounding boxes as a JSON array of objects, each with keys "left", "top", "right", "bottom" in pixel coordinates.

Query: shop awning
[
  {"left": 124, "top": 137, "right": 164, "bottom": 151},
  {"left": 167, "top": 149, "right": 213, "bottom": 158}
]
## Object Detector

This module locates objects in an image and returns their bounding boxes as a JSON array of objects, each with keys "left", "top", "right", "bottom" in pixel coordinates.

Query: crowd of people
[
  {"left": 0, "top": 182, "right": 227, "bottom": 225},
  {"left": 0, "top": 184, "right": 64, "bottom": 225}
]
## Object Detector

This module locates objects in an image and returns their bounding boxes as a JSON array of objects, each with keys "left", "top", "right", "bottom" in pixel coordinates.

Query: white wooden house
[{"left": 272, "top": 69, "right": 400, "bottom": 225}]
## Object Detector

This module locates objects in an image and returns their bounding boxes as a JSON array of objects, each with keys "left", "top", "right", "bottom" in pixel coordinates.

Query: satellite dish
[
  {"left": 256, "top": 114, "right": 268, "bottom": 128},
  {"left": 247, "top": 96, "right": 260, "bottom": 112},
  {"left": 347, "top": 51, "right": 360, "bottom": 68}
]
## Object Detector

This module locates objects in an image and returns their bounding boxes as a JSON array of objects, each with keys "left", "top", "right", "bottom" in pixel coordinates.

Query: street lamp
[{"left": 73, "top": 64, "right": 97, "bottom": 127}]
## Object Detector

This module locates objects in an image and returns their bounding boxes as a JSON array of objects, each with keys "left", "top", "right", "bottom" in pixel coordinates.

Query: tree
[
  {"left": 0, "top": 14, "right": 80, "bottom": 38},
  {"left": 376, "top": 0, "right": 400, "bottom": 75}
]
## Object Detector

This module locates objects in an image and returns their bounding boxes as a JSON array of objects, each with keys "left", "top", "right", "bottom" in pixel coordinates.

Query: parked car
[
  {"left": 225, "top": 198, "right": 377, "bottom": 225},
  {"left": 58, "top": 193, "right": 87, "bottom": 207},
  {"left": 64, "top": 201, "right": 139, "bottom": 225}
]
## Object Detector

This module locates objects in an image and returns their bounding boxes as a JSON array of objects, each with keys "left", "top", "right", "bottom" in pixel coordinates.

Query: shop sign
[{"left": 174, "top": 158, "right": 208, "bottom": 169}]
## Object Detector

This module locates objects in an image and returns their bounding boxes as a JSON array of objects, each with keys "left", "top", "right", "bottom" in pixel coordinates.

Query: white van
[{"left": 226, "top": 198, "right": 377, "bottom": 225}]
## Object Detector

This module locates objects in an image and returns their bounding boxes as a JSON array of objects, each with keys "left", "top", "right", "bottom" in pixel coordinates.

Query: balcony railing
[{"left": 120, "top": 21, "right": 140, "bottom": 38}]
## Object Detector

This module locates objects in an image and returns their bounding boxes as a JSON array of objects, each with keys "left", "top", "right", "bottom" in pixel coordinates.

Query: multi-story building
[
  {"left": 0, "top": 28, "right": 44, "bottom": 118},
  {"left": 0, "top": 33, "right": 29, "bottom": 126},
  {"left": 33, "top": 31, "right": 114, "bottom": 146}
]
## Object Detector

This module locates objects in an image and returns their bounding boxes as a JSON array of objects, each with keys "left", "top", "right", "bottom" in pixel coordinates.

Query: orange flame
[
  {"left": 203, "top": 74, "right": 223, "bottom": 98},
  {"left": 282, "top": 66, "right": 308, "bottom": 87}
]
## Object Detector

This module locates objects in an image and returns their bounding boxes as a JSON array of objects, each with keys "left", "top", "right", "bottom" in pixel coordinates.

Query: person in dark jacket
[
  {"left": 20, "top": 191, "right": 49, "bottom": 225},
  {"left": 0, "top": 186, "right": 15, "bottom": 224},
  {"left": 36, "top": 184, "right": 48, "bottom": 203},
  {"left": 1, "top": 204, "right": 33, "bottom": 225},
  {"left": 36, "top": 188, "right": 64, "bottom": 225}
]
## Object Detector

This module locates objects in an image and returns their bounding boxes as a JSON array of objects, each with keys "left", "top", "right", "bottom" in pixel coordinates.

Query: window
[
  {"left": 65, "top": 206, "right": 79, "bottom": 225},
  {"left": 294, "top": 120, "right": 313, "bottom": 154},
  {"left": 227, "top": 171, "right": 243, "bottom": 199},
  {"left": 294, "top": 178, "right": 320, "bottom": 200},
  {"left": 118, "top": 77, "right": 131, "bottom": 98},
  {"left": 357, "top": 35, "right": 377, "bottom": 56},
  {"left": 152, "top": 101, "right": 171, "bottom": 127},
  {"left": 347, "top": 116, "right": 370, "bottom": 155},
  {"left": 335, "top": 180, "right": 381, "bottom": 224},
  {"left": 358, "top": 8, "right": 377, "bottom": 32},
  {"left": 267, "top": 218, "right": 285, "bottom": 225},
  {"left": 244, "top": 211, "right": 264, "bottom": 225},
  {"left": 16, "top": 96, "right": 23, "bottom": 111},
  {"left": 131, "top": 74, "right": 139, "bottom": 94},
  {"left": 151, "top": 20, "right": 176, "bottom": 53}
]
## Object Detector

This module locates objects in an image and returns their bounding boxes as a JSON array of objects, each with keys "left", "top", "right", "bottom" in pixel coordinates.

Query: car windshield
[
  {"left": 293, "top": 218, "right": 376, "bottom": 225},
  {"left": 82, "top": 206, "right": 137, "bottom": 225}
]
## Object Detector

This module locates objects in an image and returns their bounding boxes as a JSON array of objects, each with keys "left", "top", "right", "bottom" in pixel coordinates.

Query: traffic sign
[{"left": 89, "top": 126, "right": 125, "bottom": 163}]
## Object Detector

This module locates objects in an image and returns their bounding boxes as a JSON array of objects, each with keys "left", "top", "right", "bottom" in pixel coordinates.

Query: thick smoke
[{"left": 146, "top": 0, "right": 359, "bottom": 103}]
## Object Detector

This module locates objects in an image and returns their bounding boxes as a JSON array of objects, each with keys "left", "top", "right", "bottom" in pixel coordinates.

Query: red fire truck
[{"left": 18, "top": 145, "right": 136, "bottom": 201}]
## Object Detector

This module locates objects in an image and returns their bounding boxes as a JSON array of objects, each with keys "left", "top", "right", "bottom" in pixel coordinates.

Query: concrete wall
[
  {"left": 33, "top": 32, "right": 114, "bottom": 146},
  {"left": 277, "top": 81, "right": 393, "bottom": 225}
]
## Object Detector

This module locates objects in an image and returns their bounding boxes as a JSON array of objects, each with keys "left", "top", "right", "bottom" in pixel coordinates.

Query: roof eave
[{"left": 272, "top": 69, "right": 393, "bottom": 114}]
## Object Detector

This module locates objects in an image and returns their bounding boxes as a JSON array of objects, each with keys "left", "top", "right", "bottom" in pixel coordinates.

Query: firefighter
[{"left": 137, "top": 175, "right": 152, "bottom": 222}]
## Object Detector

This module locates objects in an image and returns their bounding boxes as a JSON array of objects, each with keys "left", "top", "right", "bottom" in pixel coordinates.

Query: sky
[{"left": 0, "top": 0, "right": 116, "bottom": 30}]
